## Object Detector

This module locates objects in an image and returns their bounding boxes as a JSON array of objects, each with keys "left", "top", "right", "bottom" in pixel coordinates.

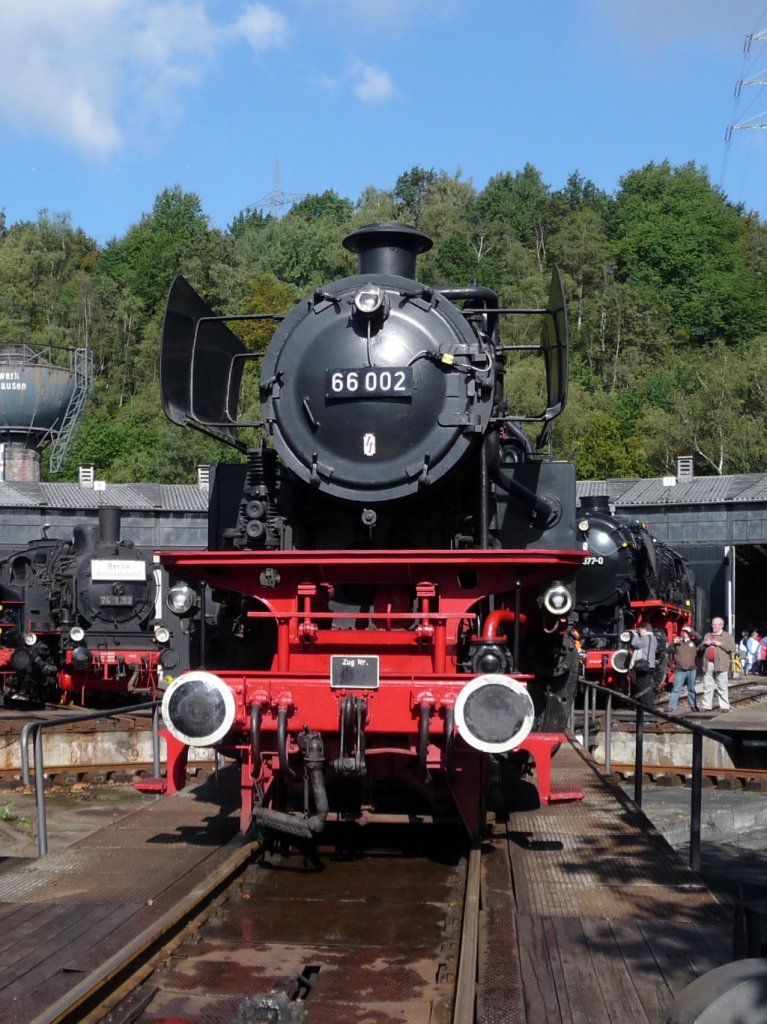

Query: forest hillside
[{"left": 2, "top": 160, "right": 766, "bottom": 482}]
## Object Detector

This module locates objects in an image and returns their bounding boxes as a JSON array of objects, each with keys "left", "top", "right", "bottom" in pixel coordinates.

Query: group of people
[
  {"left": 737, "top": 629, "right": 767, "bottom": 676},
  {"left": 628, "top": 616, "right": 736, "bottom": 714}
]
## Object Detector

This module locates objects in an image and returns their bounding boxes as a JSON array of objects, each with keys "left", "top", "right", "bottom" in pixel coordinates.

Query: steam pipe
[
  {"left": 480, "top": 441, "right": 490, "bottom": 548},
  {"left": 250, "top": 704, "right": 261, "bottom": 771},
  {"left": 484, "top": 434, "right": 559, "bottom": 524},
  {"left": 98, "top": 506, "right": 121, "bottom": 545},
  {"left": 418, "top": 702, "right": 432, "bottom": 782},
  {"left": 444, "top": 706, "right": 456, "bottom": 778},
  {"left": 343, "top": 223, "right": 432, "bottom": 278},
  {"left": 277, "top": 707, "right": 295, "bottom": 778},
  {"left": 482, "top": 609, "right": 527, "bottom": 641}
]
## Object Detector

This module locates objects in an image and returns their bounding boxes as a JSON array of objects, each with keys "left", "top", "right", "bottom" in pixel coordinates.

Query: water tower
[{"left": 0, "top": 345, "right": 92, "bottom": 481}]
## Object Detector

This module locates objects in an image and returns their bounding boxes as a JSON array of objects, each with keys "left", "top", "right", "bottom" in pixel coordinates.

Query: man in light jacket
[
  {"left": 699, "top": 617, "right": 736, "bottom": 712},
  {"left": 630, "top": 623, "right": 658, "bottom": 709}
]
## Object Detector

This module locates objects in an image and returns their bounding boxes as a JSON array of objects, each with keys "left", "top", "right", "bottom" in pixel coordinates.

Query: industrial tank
[{"left": 0, "top": 345, "right": 91, "bottom": 480}]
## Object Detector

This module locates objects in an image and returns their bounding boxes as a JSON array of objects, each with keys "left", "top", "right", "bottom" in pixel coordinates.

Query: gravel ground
[
  {"left": 0, "top": 781, "right": 159, "bottom": 867},
  {"left": 624, "top": 783, "right": 767, "bottom": 908}
]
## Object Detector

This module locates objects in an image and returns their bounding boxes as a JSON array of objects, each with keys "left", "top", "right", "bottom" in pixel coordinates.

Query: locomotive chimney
[
  {"left": 98, "top": 505, "right": 121, "bottom": 545},
  {"left": 343, "top": 223, "right": 433, "bottom": 278},
  {"left": 578, "top": 495, "right": 611, "bottom": 514}
]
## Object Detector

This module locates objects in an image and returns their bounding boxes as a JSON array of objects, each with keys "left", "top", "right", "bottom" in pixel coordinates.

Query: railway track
[
  {"left": 33, "top": 826, "right": 483, "bottom": 1024},
  {"left": 587, "top": 675, "right": 767, "bottom": 715},
  {"left": 608, "top": 763, "right": 767, "bottom": 789}
]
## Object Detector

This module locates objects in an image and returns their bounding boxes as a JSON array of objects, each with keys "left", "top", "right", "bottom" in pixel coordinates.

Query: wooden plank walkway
[
  {"left": 488, "top": 741, "right": 733, "bottom": 1024},
  {"left": 0, "top": 769, "right": 251, "bottom": 1023}
]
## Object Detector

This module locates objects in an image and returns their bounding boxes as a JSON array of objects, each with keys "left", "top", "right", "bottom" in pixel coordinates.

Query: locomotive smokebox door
[{"left": 258, "top": 223, "right": 499, "bottom": 504}]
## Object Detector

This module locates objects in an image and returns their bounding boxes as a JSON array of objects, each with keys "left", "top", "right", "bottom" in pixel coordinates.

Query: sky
[{"left": 1, "top": 1, "right": 767, "bottom": 245}]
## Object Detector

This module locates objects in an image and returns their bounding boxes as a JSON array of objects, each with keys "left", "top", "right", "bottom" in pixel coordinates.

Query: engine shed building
[
  {"left": 0, "top": 461, "right": 762, "bottom": 637},
  {"left": 577, "top": 465, "right": 767, "bottom": 635},
  {"left": 0, "top": 471, "right": 210, "bottom": 554}
]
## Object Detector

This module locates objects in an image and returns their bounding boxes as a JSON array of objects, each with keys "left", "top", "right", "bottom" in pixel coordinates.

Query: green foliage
[
  {"left": 393, "top": 167, "right": 438, "bottom": 225},
  {"left": 1, "top": 158, "right": 766, "bottom": 484},
  {"left": 612, "top": 161, "right": 764, "bottom": 343}
]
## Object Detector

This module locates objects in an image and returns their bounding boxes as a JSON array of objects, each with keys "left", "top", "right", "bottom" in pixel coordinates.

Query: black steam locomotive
[
  {"left": 574, "top": 495, "right": 694, "bottom": 686},
  {"left": 0, "top": 506, "right": 184, "bottom": 704},
  {"left": 157, "top": 223, "right": 585, "bottom": 839}
]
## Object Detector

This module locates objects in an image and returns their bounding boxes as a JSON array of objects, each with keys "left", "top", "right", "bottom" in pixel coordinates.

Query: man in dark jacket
[
  {"left": 699, "top": 617, "right": 736, "bottom": 712},
  {"left": 667, "top": 625, "right": 698, "bottom": 713}
]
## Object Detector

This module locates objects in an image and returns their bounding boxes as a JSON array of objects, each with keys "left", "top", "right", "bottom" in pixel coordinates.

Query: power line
[
  {"left": 726, "top": 27, "right": 767, "bottom": 140},
  {"left": 244, "top": 162, "right": 306, "bottom": 217}
]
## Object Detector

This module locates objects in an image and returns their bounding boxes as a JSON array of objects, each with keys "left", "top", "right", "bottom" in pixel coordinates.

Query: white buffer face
[
  {"left": 454, "top": 674, "right": 535, "bottom": 753},
  {"left": 161, "top": 670, "right": 236, "bottom": 747}
]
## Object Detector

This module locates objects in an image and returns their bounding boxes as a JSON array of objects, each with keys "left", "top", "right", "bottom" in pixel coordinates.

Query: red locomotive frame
[
  {"left": 158, "top": 548, "right": 584, "bottom": 837},
  {"left": 580, "top": 598, "right": 693, "bottom": 690}
]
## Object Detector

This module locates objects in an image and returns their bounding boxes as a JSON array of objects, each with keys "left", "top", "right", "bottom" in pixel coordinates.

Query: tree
[
  {"left": 548, "top": 208, "right": 613, "bottom": 337},
  {"left": 612, "top": 161, "right": 763, "bottom": 343},
  {"left": 0, "top": 212, "right": 99, "bottom": 347},
  {"left": 393, "top": 167, "right": 437, "bottom": 225},
  {"left": 98, "top": 187, "right": 231, "bottom": 319},
  {"left": 473, "top": 165, "right": 552, "bottom": 270}
]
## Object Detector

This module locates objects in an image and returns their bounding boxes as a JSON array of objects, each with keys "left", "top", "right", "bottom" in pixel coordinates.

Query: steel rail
[
  {"left": 28, "top": 835, "right": 257, "bottom": 1024},
  {"left": 453, "top": 845, "right": 481, "bottom": 1023},
  {"left": 607, "top": 762, "right": 767, "bottom": 784}
]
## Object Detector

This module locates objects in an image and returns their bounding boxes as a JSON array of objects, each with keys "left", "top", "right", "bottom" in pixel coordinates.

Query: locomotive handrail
[
  {"left": 20, "top": 700, "right": 161, "bottom": 857},
  {"left": 574, "top": 679, "right": 734, "bottom": 874}
]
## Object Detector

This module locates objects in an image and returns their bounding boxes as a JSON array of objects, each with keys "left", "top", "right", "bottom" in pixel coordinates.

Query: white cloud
[
  {"left": 590, "top": 0, "right": 767, "bottom": 53},
  {"left": 317, "top": 60, "right": 394, "bottom": 102},
  {"left": 234, "top": 4, "right": 290, "bottom": 51},
  {"left": 0, "top": 1, "right": 287, "bottom": 157},
  {"left": 353, "top": 62, "right": 394, "bottom": 102}
]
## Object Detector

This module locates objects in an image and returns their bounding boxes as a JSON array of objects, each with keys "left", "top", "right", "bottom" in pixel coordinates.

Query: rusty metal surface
[
  {"left": 477, "top": 836, "right": 525, "bottom": 1024},
  {"left": 128, "top": 831, "right": 466, "bottom": 1024}
]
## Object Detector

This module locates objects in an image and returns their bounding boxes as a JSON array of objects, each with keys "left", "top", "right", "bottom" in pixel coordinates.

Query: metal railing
[
  {"left": 19, "top": 701, "right": 162, "bottom": 857},
  {"left": 572, "top": 680, "right": 734, "bottom": 874}
]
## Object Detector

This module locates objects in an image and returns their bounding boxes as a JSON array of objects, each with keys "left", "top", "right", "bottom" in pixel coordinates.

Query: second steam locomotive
[
  {"left": 0, "top": 506, "right": 183, "bottom": 704},
  {"left": 574, "top": 495, "right": 694, "bottom": 689},
  {"left": 157, "top": 223, "right": 586, "bottom": 839}
]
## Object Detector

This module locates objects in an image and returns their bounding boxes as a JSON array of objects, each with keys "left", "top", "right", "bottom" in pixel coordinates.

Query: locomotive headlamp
[
  {"left": 542, "top": 583, "right": 574, "bottom": 616},
  {"left": 352, "top": 283, "right": 384, "bottom": 317},
  {"left": 166, "top": 584, "right": 195, "bottom": 616},
  {"left": 69, "top": 626, "right": 86, "bottom": 643},
  {"left": 620, "top": 630, "right": 631, "bottom": 643},
  {"left": 153, "top": 625, "right": 171, "bottom": 644},
  {"left": 23, "top": 632, "right": 37, "bottom": 647},
  {"left": 578, "top": 519, "right": 590, "bottom": 532},
  {"left": 161, "top": 670, "right": 236, "bottom": 747},
  {"left": 455, "top": 674, "right": 535, "bottom": 753}
]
